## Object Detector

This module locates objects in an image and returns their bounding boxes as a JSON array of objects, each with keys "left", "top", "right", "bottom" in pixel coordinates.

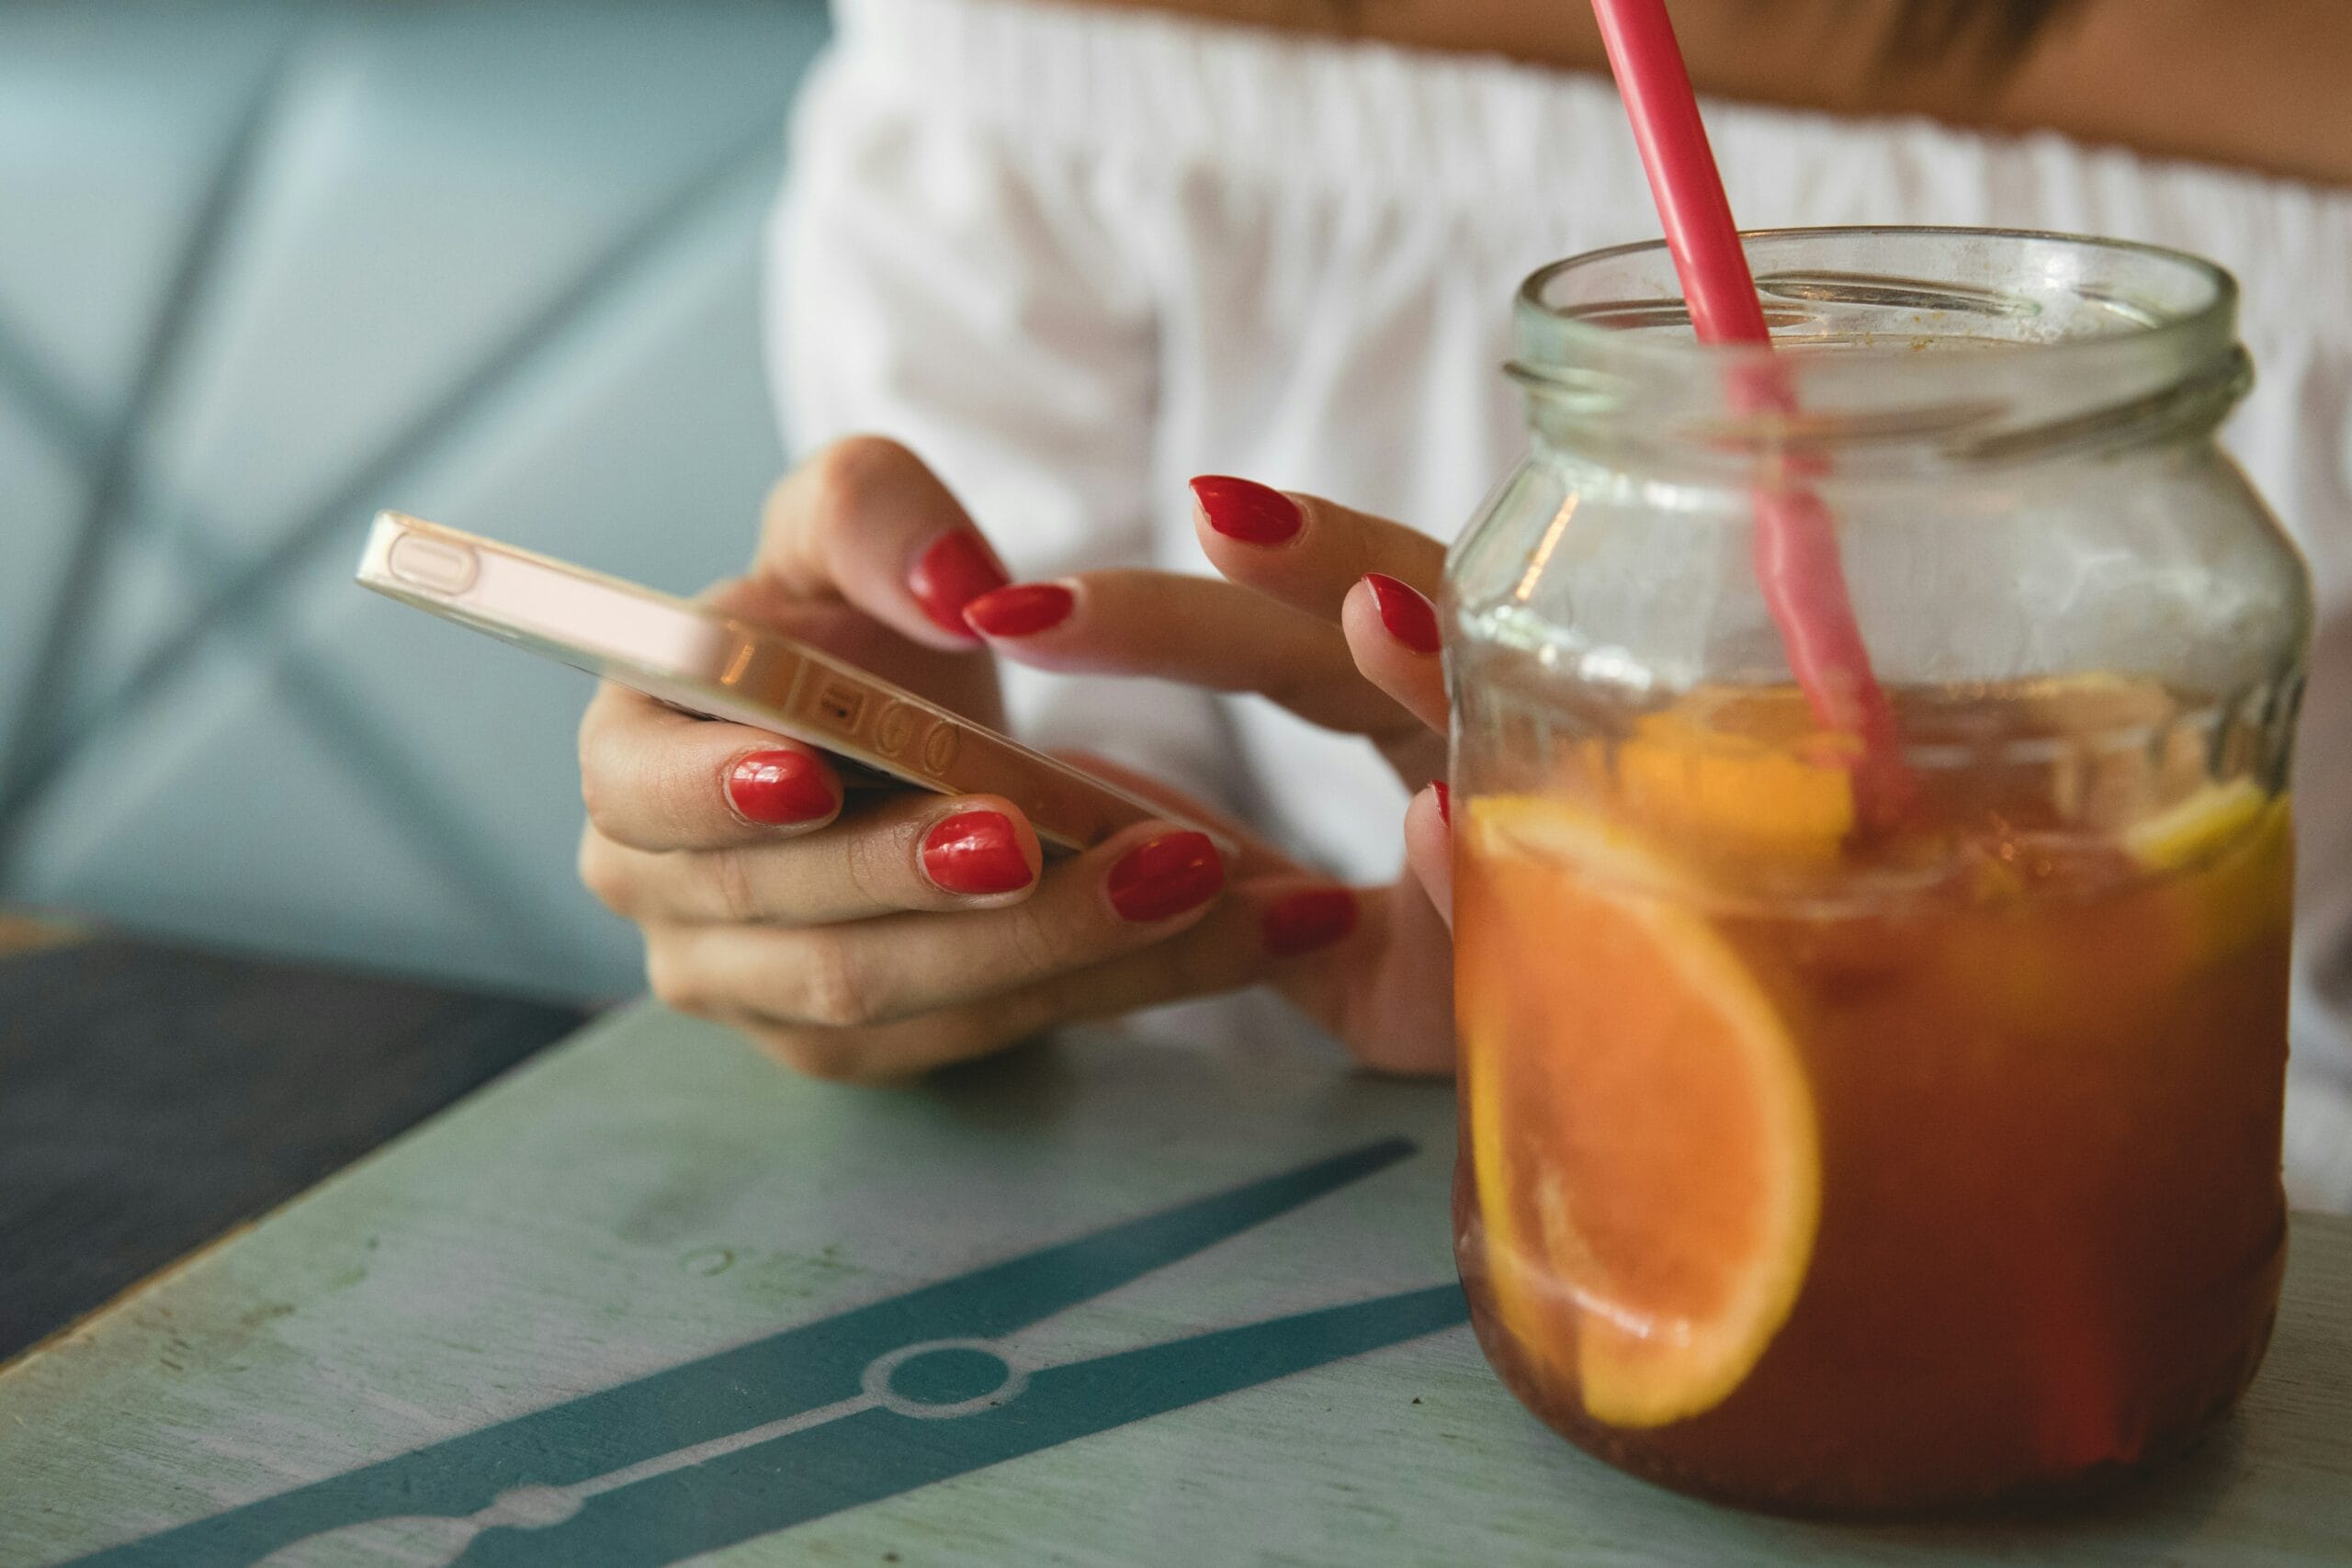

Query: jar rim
[
  {"left": 1511, "top": 227, "right": 2245, "bottom": 464},
  {"left": 1518, "top": 226, "right": 2236, "bottom": 368}
]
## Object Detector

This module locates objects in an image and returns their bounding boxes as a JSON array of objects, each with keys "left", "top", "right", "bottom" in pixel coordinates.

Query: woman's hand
[
  {"left": 964, "top": 475, "right": 1460, "bottom": 1075},
  {"left": 575, "top": 439, "right": 1372, "bottom": 1080}
]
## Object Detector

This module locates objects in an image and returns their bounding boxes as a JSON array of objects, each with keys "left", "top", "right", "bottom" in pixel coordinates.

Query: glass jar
[{"left": 1446, "top": 229, "right": 2309, "bottom": 1516}]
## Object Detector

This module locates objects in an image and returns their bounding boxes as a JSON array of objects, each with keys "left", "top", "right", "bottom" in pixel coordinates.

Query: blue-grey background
[{"left": 0, "top": 1, "right": 833, "bottom": 1001}]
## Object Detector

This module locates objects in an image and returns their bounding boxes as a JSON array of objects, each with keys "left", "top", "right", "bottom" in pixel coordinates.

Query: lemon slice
[
  {"left": 2124, "top": 780, "right": 2294, "bottom": 967},
  {"left": 2124, "top": 777, "right": 2272, "bottom": 870},
  {"left": 1458, "top": 797, "right": 1821, "bottom": 1428}
]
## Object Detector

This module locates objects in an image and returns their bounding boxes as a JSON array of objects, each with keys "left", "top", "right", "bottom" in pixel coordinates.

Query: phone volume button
[
  {"left": 920, "top": 721, "right": 959, "bottom": 776},
  {"left": 874, "top": 701, "right": 917, "bottom": 758}
]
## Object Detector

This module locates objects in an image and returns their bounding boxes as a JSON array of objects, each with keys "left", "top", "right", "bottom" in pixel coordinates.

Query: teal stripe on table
[{"left": 67, "top": 1139, "right": 1464, "bottom": 1566}]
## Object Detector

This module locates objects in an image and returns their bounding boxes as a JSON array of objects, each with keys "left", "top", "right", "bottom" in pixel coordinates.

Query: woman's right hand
[{"left": 574, "top": 437, "right": 1347, "bottom": 1081}]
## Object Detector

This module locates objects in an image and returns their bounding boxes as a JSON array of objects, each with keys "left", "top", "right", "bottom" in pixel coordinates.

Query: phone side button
[
  {"left": 385, "top": 534, "right": 480, "bottom": 595},
  {"left": 919, "top": 721, "right": 959, "bottom": 776},
  {"left": 874, "top": 700, "right": 917, "bottom": 759}
]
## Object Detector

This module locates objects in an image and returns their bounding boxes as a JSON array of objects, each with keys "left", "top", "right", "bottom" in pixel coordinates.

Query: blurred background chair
[{"left": 0, "top": 0, "right": 831, "bottom": 1002}]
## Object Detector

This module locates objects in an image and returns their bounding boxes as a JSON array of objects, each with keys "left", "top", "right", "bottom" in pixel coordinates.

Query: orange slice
[
  {"left": 1460, "top": 796, "right": 1820, "bottom": 1427},
  {"left": 1589, "top": 690, "right": 1856, "bottom": 862}
]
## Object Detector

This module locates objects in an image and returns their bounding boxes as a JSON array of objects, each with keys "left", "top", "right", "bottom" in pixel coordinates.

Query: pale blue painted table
[{"left": 3, "top": 997, "right": 2346, "bottom": 1565}]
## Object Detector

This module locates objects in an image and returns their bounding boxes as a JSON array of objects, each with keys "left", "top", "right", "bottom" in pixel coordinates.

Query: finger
[
  {"left": 1310, "top": 873, "right": 1456, "bottom": 1076},
  {"left": 645, "top": 821, "right": 1235, "bottom": 1032},
  {"left": 967, "top": 570, "right": 1420, "bottom": 744},
  {"left": 1051, "top": 749, "right": 1300, "bottom": 880},
  {"left": 1340, "top": 573, "right": 1450, "bottom": 735},
  {"left": 1404, "top": 783, "right": 1453, "bottom": 931},
  {"left": 1188, "top": 476, "right": 1448, "bottom": 625},
  {"left": 579, "top": 681, "right": 842, "bottom": 852},
  {"left": 988, "top": 873, "right": 1371, "bottom": 1038},
  {"left": 757, "top": 436, "right": 1011, "bottom": 651},
  {"left": 582, "top": 791, "right": 1044, "bottom": 927},
  {"left": 717, "top": 874, "right": 1373, "bottom": 1081}
]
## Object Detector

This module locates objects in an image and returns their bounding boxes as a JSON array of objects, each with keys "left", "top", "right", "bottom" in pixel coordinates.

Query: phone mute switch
[{"left": 386, "top": 533, "right": 480, "bottom": 596}]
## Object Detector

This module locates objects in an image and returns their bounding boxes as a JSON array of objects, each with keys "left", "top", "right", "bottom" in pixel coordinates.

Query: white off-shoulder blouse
[{"left": 770, "top": 0, "right": 2352, "bottom": 1209}]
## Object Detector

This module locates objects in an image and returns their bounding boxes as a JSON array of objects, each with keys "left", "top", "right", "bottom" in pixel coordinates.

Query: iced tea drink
[
  {"left": 1452, "top": 677, "right": 2292, "bottom": 1513},
  {"left": 1448, "top": 230, "right": 2310, "bottom": 1513}
]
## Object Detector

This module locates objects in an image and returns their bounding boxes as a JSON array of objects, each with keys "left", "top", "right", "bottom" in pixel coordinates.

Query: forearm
[{"left": 1075, "top": 0, "right": 2352, "bottom": 186}]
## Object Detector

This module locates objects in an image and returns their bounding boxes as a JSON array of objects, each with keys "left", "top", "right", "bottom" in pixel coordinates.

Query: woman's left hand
[{"left": 965, "top": 476, "right": 1458, "bottom": 1075}]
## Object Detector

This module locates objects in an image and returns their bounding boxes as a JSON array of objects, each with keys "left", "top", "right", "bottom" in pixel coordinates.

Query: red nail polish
[
  {"left": 1263, "top": 888, "right": 1359, "bottom": 958},
  {"left": 963, "top": 581, "right": 1074, "bottom": 638},
  {"left": 1106, "top": 830, "right": 1224, "bottom": 922},
  {"left": 1364, "top": 573, "right": 1442, "bottom": 655},
  {"left": 727, "top": 750, "right": 836, "bottom": 825},
  {"left": 922, "top": 810, "right": 1033, "bottom": 895},
  {"left": 1190, "top": 475, "right": 1302, "bottom": 546},
  {"left": 1432, "top": 782, "right": 1452, "bottom": 825},
  {"left": 909, "top": 531, "right": 1010, "bottom": 637}
]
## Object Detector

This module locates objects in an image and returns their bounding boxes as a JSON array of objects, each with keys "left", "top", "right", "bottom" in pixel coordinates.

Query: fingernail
[
  {"left": 1364, "top": 572, "right": 1442, "bottom": 655},
  {"left": 727, "top": 750, "right": 837, "bottom": 825},
  {"left": 1432, "top": 782, "right": 1452, "bottom": 825},
  {"left": 1106, "top": 830, "right": 1224, "bottom": 922},
  {"left": 1190, "top": 475, "right": 1302, "bottom": 546},
  {"left": 922, "top": 810, "right": 1033, "bottom": 896},
  {"left": 963, "top": 581, "right": 1074, "bottom": 638},
  {"left": 1263, "top": 888, "right": 1359, "bottom": 957},
  {"left": 909, "top": 530, "right": 1010, "bottom": 638}
]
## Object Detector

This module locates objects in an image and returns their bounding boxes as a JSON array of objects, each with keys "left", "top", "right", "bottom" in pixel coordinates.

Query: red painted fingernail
[
  {"left": 1263, "top": 888, "right": 1359, "bottom": 957},
  {"left": 922, "top": 810, "right": 1033, "bottom": 896},
  {"left": 1432, "top": 782, "right": 1452, "bottom": 824},
  {"left": 909, "top": 530, "right": 1010, "bottom": 638},
  {"left": 1190, "top": 475, "right": 1302, "bottom": 546},
  {"left": 1364, "top": 572, "right": 1442, "bottom": 655},
  {"left": 1106, "top": 830, "right": 1224, "bottom": 922},
  {"left": 963, "top": 581, "right": 1074, "bottom": 638},
  {"left": 727, "top": 750, "right": 837, "bottom": 825}
]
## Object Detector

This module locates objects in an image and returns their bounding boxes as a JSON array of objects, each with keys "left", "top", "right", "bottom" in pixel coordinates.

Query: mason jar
[{"left": 1447, "top": 228, "right": 2310, "bottom": 1515}]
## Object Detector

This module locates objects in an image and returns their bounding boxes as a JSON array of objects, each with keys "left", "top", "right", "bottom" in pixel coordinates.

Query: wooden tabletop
[{"left": 3, "top": 996, "right": 2347, "bottom": 1567}]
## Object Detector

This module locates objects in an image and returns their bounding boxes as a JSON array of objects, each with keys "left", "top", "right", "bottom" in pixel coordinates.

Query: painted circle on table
[{"left": 862, "top": 1337, "right": 1028, "bottom": 1420}]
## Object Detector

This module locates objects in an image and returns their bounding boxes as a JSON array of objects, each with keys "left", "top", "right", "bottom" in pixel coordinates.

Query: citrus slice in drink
[
  {"left": 2124, "top": 776, "right": 2272, "bottom": 870},
  {"left": 2126, "top": 778, "right": 2293, "bottom": 965},
  {"left": 1459, "top": 796, "right": 1821, "bottom": 1428},
  {"left": 1580, "top": 689, "right": 1857, "bottom": 863}
]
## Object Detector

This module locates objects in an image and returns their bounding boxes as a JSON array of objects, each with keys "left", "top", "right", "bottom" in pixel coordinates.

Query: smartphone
[{"left": 355, "top": 511, "right": 1198, "bottom": 853}]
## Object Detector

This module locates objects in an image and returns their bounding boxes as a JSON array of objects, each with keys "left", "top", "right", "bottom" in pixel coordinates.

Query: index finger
[
  {"left": 1188, "top": 476, "right": 1449, "bottom": 625},
  {"left": 758, "top": 436, "right": 1012, "bottom": 652}
]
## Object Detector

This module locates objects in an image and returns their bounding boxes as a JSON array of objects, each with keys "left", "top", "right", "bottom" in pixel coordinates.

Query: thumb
[{"left": 1405, "top": 783, "right": 1453, "bottom": 929}]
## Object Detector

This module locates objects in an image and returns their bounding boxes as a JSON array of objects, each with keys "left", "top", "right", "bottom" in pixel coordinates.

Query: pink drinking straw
[{"left": 1590, "top": 0, "right": 1913, "bottom": 828}]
